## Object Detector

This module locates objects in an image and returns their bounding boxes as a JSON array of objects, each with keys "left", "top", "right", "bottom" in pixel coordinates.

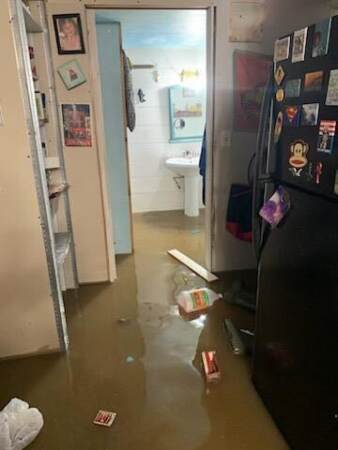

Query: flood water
[{"left": 0, "top": 211, "right": 288, "bottom": 450}]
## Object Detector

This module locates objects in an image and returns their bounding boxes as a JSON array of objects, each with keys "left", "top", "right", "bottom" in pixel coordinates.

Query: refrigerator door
[
  {"left": 273, "top": 16, "right": 338, "bottom": 200},
  {"left": 253, "top": 186, "right": 338, "bottom": 450}
]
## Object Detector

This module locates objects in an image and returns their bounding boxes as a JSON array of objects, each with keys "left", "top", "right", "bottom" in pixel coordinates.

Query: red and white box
[
  {"left": 93, "top": 410, "right": 117, "bottom": 427},
  {"left": 202, "top": 351, "right": 220, "bottom": 382}
]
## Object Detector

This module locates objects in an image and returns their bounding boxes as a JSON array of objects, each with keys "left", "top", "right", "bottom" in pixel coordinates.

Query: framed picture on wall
[
  {"left": 57, "top": 59, "right": 86, "bottom": 90},
  {"left": 53, "top": 13, "right": 85, "bottom": 55},
  {"left": 233, "top": 51, "right": 272, "bottom": 131},
  {"left": 61, "top": 104, "right": 92, "bottom": 147}
]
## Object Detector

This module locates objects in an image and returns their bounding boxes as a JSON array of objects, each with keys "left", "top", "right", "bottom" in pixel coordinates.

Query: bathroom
[{"left": 96, "top": 10, "right": 207, "bottom": 260}]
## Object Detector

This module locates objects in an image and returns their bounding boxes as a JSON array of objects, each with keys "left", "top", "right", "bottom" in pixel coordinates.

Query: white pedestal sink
[{"left": 165, "top": 157, "right": 200, "bottom": 217}]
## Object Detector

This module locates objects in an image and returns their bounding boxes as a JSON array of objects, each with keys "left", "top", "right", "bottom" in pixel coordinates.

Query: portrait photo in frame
[
  {"left": 53, "top": 13, "right": 85, "bottom": 55},
  {"left": 57, "top": 59, "right": 86, "bottom": 90}
]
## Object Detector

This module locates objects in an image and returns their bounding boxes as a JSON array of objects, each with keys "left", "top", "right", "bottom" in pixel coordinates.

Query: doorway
[{"left": 88, "top": 7, "right": 213, "bottom": 269}]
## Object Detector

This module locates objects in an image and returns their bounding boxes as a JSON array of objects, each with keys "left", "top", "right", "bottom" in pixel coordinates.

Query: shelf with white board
[{"left": 22, "top": 2, "right": 43, "bottom": 33}]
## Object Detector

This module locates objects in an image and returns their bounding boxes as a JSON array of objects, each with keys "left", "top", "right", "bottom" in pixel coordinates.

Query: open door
[{"left": 95, "top": 20, "right": 133, "bottom": 255}]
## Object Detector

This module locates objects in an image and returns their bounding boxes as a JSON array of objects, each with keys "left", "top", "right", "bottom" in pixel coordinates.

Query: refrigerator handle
[{"left": 252, "top": 68, "right": 274, "bottom": 261}]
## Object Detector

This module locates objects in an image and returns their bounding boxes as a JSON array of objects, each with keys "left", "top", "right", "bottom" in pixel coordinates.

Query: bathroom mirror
[{"left": 168, "top": 85, "right": 205, "bottom": 142}]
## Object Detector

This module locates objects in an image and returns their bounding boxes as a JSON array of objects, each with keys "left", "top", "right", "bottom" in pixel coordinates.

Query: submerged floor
[{"left": 0, "top": 210, "right": 288, "bottom": 449}]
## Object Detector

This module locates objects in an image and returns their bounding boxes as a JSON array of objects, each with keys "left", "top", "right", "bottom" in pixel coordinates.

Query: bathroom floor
[{"left": 0, "top": 210, "right": 288, "bottom": 450}]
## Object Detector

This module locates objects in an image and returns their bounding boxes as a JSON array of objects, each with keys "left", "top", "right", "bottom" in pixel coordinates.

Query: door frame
[{"left": 86, "top": 2, "right": 216, "bottom": 271}]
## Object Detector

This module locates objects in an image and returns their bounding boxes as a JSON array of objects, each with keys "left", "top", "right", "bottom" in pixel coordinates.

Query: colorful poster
[
  {"left": 317, "top": 120, "right": 336, "bottom": 154},
  {"left": 284, "top": 105, "right": 300, "bottom": 127},
  {"left": 326, "top": 70, "right": 338, "bottom": 106},
  {"left": 61, "top": 104, "right": 92, "bottom": 147},
  {"left": 292, "top": 28, "right": 308, "bottom": 63},
  {"left": 285, "top": 79, "right": 301, "bottom": 98},
  {"left": 233, "top": 51, "right": 272, "bottom": 131},
  {"left": 274, "top": 36, "right": 290, "bottom": 62},
  {"left": 304, "top": 71, "right": 323, "bottom": 92},
  {"left": 312, "top": 18, "right": 331, "bottom": 57},
  {"left": 301, "top": 103, "right": 319, "bottom": 126}
]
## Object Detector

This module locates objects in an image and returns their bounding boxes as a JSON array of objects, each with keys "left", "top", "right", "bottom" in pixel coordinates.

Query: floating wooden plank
[{"left": 167, "top": 249, "right": 218, "bottom": 282}]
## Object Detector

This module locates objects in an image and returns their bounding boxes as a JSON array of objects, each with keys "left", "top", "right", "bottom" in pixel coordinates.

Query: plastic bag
[
  {"left": 176, "top": 287, "right": 222, "bottom": 313},
  {"left": 0, "top": 398, "right": 43, "bottom": 450}
]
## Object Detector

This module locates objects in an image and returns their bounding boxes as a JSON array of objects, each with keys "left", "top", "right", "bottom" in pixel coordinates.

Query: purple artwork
[{"left": 259, "top": 186, "right": 290, "bottom": 228}]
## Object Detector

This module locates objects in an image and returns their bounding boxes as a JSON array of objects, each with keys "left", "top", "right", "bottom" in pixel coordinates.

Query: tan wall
[
  {"left": 0, "top": 1, "right": 60, "bottom": 358},
  {"left": 45, "top": 2, "right": 110, "bottom": 283},
  {"left": 44, "top": 0, "right": 332, "bottom": 273}
]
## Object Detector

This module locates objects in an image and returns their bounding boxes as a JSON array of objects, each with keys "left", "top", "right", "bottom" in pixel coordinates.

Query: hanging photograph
[
  {"left": 312, "top": 18, "right": 331, "bottom": 57},
  {"left": 304, "top": 71, "right": 323, "bottom": 92},
  {"left": 326, "top": 69, "right": 338, "bottom": 105},
  {"left": 53, "top": 14, "right": 85, "bottom": 55},
  {"left": 57, "top": 60, "right": 86, "bottom": 90},
  {"left": 61, "top": 104, "right": 92, "bottom": 147},
  {"left": 234, "top": 51, "right": 272, "bottom": 131},
  {"left": 274, "top": 36, "right": 290, "bottom": 62},
  {"left": 301, "top": 103, "right": 319, "bottom": 126},
  {"left": 292, "top": 28, "right": 308, "bottom": 63}
]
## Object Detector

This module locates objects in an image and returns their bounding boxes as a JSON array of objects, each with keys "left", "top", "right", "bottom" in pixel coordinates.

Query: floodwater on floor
[{"left": 0, "top": 210, "right": 288, "bottom": 450}]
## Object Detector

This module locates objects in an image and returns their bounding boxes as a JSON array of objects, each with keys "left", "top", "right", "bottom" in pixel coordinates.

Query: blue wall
[{"left": 96, "top": 21, "right": 132, "bottom": 254}]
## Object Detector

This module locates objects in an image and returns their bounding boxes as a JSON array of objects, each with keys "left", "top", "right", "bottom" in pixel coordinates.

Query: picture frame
[
  {"left": 53, "top": 13, "right": 85, "bottom": 55},
  {"left": 233, "top": 50, "right": 272, "bottom": 131},
  {"left": 57, "top": 59, "right": 86, "bottom": 90},
  {"left": 61, "top": 104, "right": 92, "bottom": 147}
]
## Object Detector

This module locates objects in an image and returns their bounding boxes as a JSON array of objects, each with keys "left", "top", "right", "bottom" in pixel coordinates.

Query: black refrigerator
[{"left": 252, "top": 16, "right": 338, "bottom": 450}]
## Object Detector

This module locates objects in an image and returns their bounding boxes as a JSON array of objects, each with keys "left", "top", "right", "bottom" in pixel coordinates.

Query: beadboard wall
[{"left": 126, "top": 47, "right": 205, "bottom": 213}]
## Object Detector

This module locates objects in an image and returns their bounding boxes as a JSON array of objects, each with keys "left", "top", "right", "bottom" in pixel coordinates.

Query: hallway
[{"left": 0, "top": 211, "right": 288, "bottom": 450}]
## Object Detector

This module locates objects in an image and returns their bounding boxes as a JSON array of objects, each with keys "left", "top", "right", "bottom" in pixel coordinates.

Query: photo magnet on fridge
[
  {"left": 276, "top": 88, "right": 285, "bottom": 102},
  {"left": 317, "top": 120, "right": 336, "bottom": 154},
  {"left": 314, "top": 162, "right": 323, "bottom": 185},
  {"left": 304, "top": 71, "right": 323, "bottom": 93},
  {"left": 301, "top": 103, "right": 319, "bottom": 126},
  {"left": 334, "top": 171, "right": 338, "bottom": 195},
  {"left": 285, "top": 79, "right": 301, "bottom": 98},
  {"left": 274, "top": 36, "right": 290, "bottom": 62},
  {"left": 312, "top": 18, "right": 331, "bottom": 58},
  {"left": 288, "top": 139, "right": 309, "bottom": 176},
  {"left": 274, "top": 111, "right": 283, "bottom": 144},
  {"left": 326, "top": 70, "right": 338, "bottom": 106},
  {"left": 259, "top": 186, "right": 291, "bottom": 228},
  {"left": 292, "top": 27, "right": 308, "bottom": 63},
  {"left": 284, "top": 105, "right": 300, "bottom": 127},
  {"left": 275, "top": 65, "right": 286, "bottom": 85}
]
